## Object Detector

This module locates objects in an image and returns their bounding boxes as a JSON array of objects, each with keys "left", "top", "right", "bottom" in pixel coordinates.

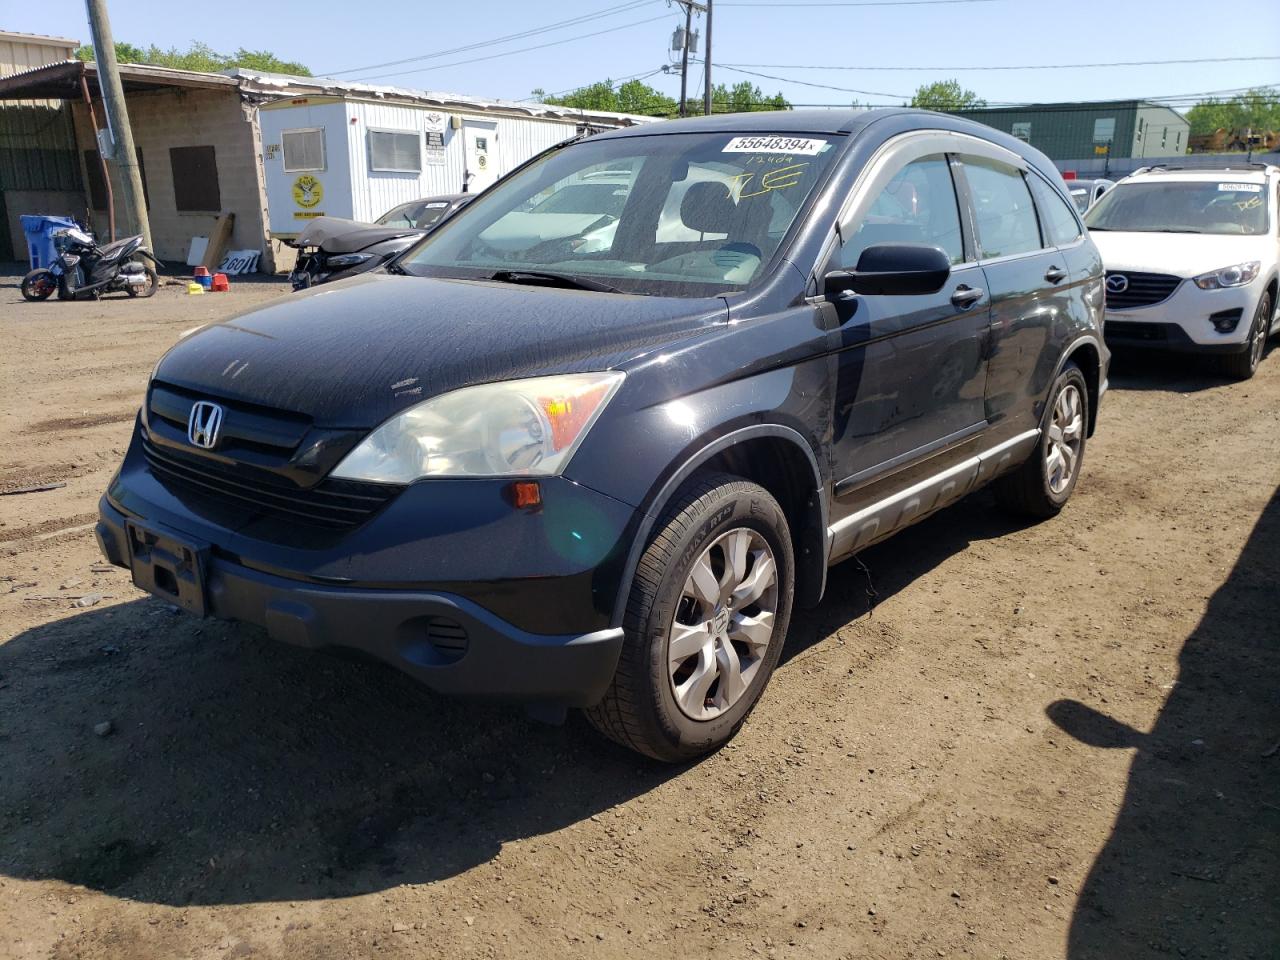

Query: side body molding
[{"left": 827, "top": 429, "right": 1040, "bottom": 562}]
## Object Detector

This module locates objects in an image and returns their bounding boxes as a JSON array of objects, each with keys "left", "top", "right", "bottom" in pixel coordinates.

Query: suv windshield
[
  {"left": 1085, "top": 180, "right": 1269, "bottom": 236},
  {"left": 401, "top": 132, "right": 840, "bottom": 296}
]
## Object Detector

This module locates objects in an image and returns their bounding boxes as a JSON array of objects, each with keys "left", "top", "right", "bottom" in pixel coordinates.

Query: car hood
[
  {"left": 294, "top": 216, "right": 425, "bottom": 254},
  {"left": 1088, "top": 230, "right": 1271, "bottom": 277},
  {"left": 154, "top": 272, "right": 727, "bottom": 427}
]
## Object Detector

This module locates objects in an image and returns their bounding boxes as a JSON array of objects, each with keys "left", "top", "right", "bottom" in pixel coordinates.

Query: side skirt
[{"left": 826, "top": 428, "right": 1040, "bottom": 563}]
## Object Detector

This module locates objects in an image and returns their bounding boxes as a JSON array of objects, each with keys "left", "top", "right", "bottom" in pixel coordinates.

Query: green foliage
[
  {"left": 909, "top": 80, "right": 987, "bottom": 111},
  {"left": 535, "top": 77, "right": 790, "bottom": 118},
  {"left": 710, "top": 81, "right": 789, "bottom": 114},
  {"left": 536, "top": 79, "right": 678, "bottom": 117},
  {"left": 1186, "top": 87, "right": 1280, "bottom": 135},
  {"left": 75, "top": 41, "right": 311, "bottom": 76}
]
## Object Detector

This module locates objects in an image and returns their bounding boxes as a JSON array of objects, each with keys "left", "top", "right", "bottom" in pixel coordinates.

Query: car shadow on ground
[
  {"left": 1104, "top": 345, "right": 1259, "bottom": 394},
  {"left": 1048, "top": 485, "right": 1280, "bottom": 958},
  {"left": 784, "top": 488, "right": 1032, "bottom": 663},
  {"left": 0, "top": 490, "right": 1029, "bottom": 907}
]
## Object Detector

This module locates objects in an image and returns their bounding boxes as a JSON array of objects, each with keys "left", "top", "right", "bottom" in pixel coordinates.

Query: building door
[{"left": 462, "top": 120, "right": 498, "bottom": 193}]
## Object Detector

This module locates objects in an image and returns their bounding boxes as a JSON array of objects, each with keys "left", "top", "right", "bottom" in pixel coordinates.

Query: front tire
[
  {"left": 994, "top": 361, "right": 1088, "bottom": 519},
  {"left": 1215, "top": 291, "right": 1271, "bottom": 381},
  {"left": 586, "top": 473, "right": 794, "bottom": 762},
  {"left": 20, "top": 269, "right": 56, "bottom": 301}
]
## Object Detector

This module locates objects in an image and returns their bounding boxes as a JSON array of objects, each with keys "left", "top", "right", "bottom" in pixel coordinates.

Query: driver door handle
[
  {"left": 1044, "top": 265, "right": 1068, "bottom": 284},
  {"left": 951, "top": 284, "right": 984, "bottom": 308}
]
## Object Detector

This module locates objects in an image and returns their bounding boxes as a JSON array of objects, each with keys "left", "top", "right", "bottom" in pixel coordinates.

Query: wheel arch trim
[{"left": 608, "top": 423, "right": 828, "bottom": 628}]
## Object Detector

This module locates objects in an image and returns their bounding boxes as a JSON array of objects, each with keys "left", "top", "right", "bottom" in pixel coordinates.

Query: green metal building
[{"left": 951, "top": 100, "right": 1191, "bottom": 162}]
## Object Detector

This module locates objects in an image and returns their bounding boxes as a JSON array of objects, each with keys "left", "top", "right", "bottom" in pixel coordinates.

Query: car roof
[
  {"left": 589, "top": 108, "right": 1062, "bottom": 183},
  {"left": 1124, "top": 166, "right": 1273, "bottom": 183}
]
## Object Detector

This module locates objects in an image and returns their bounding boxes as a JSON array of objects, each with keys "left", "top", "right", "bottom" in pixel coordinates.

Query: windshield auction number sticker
[
  {"left": 723, "top": 136, "right": 827, "bottom": 155},
  {"left": 1218, "top": 182, "right": 1261, "bottom": 192}
]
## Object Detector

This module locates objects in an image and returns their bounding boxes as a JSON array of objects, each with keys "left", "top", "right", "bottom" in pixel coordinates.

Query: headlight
[
  {"left": 325, "top": 252, "right": 375, "bottom": 268},
  {"left": 1193, "top": 261, "right": 1260, "bottom": 290},
  {"left": 331, "top": 372, "right": 624, "bottom": 483}
]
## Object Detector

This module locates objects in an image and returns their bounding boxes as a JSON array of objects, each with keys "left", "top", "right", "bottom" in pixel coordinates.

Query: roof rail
[{"left": 1130, "top": 161, "right": 1278, "bottom": 176}]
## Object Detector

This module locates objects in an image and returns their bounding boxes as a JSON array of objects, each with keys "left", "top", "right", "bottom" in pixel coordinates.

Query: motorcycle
[{"left": 20, "top": 227, "right": 159, "bottom": 302}]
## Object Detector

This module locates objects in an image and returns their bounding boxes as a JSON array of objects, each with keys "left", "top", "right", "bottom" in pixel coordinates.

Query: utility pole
[
  {"left": 678, "top": 1, "right": 693, "bottom": 117},
  {"left": 703, "top": 0, "right": 713, "bottom": 115},
  {"left": 85, "top": 0, "right": 151, "bottom": 252}
]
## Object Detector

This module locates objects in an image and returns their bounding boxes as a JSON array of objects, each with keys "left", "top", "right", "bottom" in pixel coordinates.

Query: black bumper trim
[
  {"left": 1105, "top": 319, "right": 1249, "bottom": 356},
  {"left": 97, "top": 497, "right": 623, "bottom": 707}
]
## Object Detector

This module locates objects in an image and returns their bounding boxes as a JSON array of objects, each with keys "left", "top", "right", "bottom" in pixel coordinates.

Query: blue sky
[{"left": 7, "top": 0, "right": 1279, "bottom": 111}]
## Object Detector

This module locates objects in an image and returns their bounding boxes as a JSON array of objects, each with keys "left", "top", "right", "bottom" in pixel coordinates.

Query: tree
[
  {"left": 76, "top": 41, "right": 311, "bottom": 76},
  {"left": 536, "top": 79, "right": 678, "bottom": 118},
  {"left": 710, "top": 81, "right": 790, "bottom": 114},
  {"left": 910, "top": 80, "right": 986, "bottom": 111},
  {"left": 1186, "top": 87, "right": 1280, "bottom": 136}
]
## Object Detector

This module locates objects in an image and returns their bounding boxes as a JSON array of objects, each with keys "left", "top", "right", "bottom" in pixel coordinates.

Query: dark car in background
[
  {"left": 286, "top": 194, "right": 468, "bottom": 290},
  {"left": 97, "top": 109, "right": 1107, "bottom": 761}
]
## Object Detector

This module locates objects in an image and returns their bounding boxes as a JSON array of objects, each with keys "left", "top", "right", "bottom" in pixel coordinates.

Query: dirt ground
[{"left": 1, "top": 263, "right": 1276, "bottom": 960}]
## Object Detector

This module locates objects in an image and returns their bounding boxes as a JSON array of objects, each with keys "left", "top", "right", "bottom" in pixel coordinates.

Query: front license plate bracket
[{"left": 125, "top": 521, "right": 210, "bottom": 617}]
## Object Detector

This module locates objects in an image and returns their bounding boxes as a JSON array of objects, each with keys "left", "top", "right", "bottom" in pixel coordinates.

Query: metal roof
[
  {"left": 0, "top": 59, "right": 238, "bottom": 99},
  {"left": 0, "top": 30, "right": 80, "bottom": 49}
]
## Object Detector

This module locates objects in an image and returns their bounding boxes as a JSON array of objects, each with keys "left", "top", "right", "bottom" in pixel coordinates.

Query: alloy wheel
[
  {"left": 1250, "top": 307, "right": 1267, "bottom": 370},
  {"left": 667, "top": 527, "right": 779, "bottom": 721},
  {"left": 1046, "top": 383, "right": 1084, "bottom": 495}
]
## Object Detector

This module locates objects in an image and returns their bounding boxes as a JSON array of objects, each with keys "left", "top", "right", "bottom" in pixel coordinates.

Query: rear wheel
[
  {"left": 994, "top": 361, "right": 1088, "bottom": 519},
  {"left": 586, "top": 473, "right": 794, "bottom": 762},
  {"left": 20, "top": 268, "right": 56, "bottom": 301},
  {"left": 1215, "top": 291, "right": 1271, "bottom": 381},
  {"left": 125, "top": 262, "right": 158, "bottom": 298}
]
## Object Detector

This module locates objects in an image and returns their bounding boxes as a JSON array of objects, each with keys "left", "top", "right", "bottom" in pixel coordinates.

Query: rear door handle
[
  {"left": 1044, "top": 266, "right": 1068, "bottom": 284},
  {"left": 951, "top": 284, "right": 984, "bottom": 308}
]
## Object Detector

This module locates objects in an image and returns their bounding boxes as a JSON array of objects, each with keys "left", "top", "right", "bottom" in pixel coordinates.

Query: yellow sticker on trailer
[
  {"left": 292, "top": 175, "right": 324, "bottom": 208},
  {"left": 294, "top": 211, "right": 326, "bottom": 219}
]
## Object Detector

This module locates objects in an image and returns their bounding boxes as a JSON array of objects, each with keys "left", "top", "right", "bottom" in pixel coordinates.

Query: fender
[
  {"left": 1053, "top": 332, "right": 1107, "bottom": 435},
  {"left": 609, "top": 423, "right": 828, "bottom": 627}
]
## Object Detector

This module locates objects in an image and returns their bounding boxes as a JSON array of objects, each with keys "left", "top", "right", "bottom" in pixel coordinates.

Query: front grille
[
  {"left": 1105, "top": 271, "right": 1182, "bottom": 310},
  {"left": 143, "top": 437, "right": 400, "bottom": 528},
  {"left": 1105, "top": 320, "right": 1168, "bottom": 342}
]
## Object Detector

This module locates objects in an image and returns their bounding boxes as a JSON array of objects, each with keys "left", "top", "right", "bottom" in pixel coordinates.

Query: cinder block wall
[{"left": 71, "top": 87, "right": 276, "bottom": 270}]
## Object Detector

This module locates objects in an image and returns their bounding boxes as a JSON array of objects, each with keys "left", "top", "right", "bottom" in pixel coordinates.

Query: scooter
[{"left": 21, "top": 227, "right": 159, "bottom": 301}]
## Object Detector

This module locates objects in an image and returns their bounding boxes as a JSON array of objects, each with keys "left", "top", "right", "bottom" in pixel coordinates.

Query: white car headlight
[
  {"left": 331, "top": 372, "right": 624, "bottom": 483},
  {"left": 325, "top": 252, "right": 375, "bottom": 268},
  {"left": 1193, "top": 261, "right": 1260, "bottom": 290}
]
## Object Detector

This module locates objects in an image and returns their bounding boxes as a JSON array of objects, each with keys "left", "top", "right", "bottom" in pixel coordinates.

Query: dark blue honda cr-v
[{"left": 97, "top": 109, "right": 1107, "bottom": 761}]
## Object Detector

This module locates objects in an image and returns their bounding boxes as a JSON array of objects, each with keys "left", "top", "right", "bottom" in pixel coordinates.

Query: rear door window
[
  {"left": 1027, "top": 174, "right": 1083, "bottom": 246},
  {"left": 961, "top": 157, "right": 1043, "bottom": 259}
]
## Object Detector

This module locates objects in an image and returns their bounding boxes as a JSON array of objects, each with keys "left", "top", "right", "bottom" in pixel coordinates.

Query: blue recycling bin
[{"left": 19, "top": 215, "right": 81, "bottom": 269}]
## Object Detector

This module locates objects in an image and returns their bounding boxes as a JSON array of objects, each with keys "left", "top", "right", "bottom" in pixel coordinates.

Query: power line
[
  {"left": 714, "top": 63, "right": 913, "bottom": 99},
  {"left": 719, "top": 0, "right": 998, "bottom": 5},
  {"left": 318, "top": 0, "right": 660, "bottom": 77},
  {"left": 350, "top": 14, "right": 678, "bottom": 83},
  {"left": 721, "top": 54, "right": 1280, "bottom": 72},
  {"left": 526, "top": 67, "right": 668, "bottom": 102}
]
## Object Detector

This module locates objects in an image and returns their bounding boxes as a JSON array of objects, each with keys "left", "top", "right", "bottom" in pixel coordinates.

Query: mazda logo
[
  {"left": 1106, "top": 274, "right": 1129, "bottom": 294},
  {"left": 187, "top": 401, "right": 224, "bottom": 450}
]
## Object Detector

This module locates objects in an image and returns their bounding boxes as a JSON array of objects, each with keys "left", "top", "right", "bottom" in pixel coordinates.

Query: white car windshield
[
  {"left": 400, "top": 132, "right": 840, "bottom": 296},
  {"left": 1085, "top": 180, "right": 1269, "bottom": 236}
]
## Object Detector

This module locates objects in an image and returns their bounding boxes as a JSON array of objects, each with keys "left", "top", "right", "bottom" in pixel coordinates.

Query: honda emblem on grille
[
  {"left": 187, "top": 401, "right": 224, "bottom": 450},
  {"left": 1106, "top": 274, "right": 1129, "bottom": 294}
]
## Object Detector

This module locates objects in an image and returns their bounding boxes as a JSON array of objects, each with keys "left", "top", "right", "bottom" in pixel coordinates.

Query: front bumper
[
  {"left": 96, "top": 496, "right": 624, "bottom": 706},
  {"left": 1105, "top": 281, "right": 1262, "bottom": 353}
]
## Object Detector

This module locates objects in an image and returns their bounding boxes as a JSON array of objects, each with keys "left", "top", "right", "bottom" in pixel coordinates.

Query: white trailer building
[{"left": 252, "top": 76, "right": 654, "bottom": 238}]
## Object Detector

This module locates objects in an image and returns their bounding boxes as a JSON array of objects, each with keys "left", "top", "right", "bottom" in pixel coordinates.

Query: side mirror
[{"left": 824, "top": 242, "right": 952, "bottom": 298}]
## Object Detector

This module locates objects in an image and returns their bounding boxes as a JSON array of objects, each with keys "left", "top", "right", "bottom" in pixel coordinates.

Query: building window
[
  {"left": 1176, "top": 131, "right": 1182, "bottom": 152},
  {"left": 1011, "top": 121, "right": 1031, "bottom": 142},
  {"left": 169, "top": 145, "right": 221, "bottom": 213},
  {"left": 369, "top": 129, "right": 422, "bottom": 173},
  {"left": 1092, "top": 117, "right": 1116, "bottom": 144},
  {"left": 83, "top": 148, "right": 150, "bottom": 210},
  {"left": 282, "top": 128, "right": 325, "bottom": 172},
  {"left": 1162, "top": 127, "right": 1168, "bottom": 149}
]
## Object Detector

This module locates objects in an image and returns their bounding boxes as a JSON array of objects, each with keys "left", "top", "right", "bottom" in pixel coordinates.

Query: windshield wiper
[{"left": 488, "top": 269, "right": 622, "bottom": 294}]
